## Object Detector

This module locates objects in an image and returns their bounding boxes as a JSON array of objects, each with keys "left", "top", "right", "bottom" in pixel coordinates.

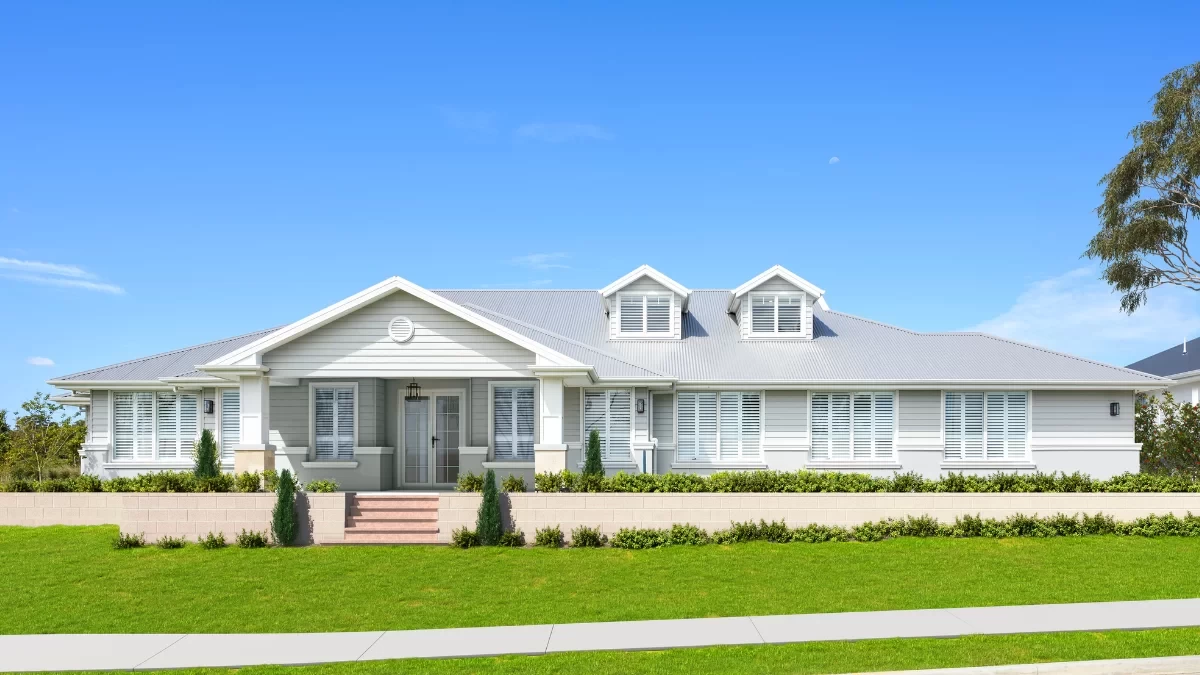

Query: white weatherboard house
[{"left": 48, "top": 266, "right": 1168, "bottom": 491}]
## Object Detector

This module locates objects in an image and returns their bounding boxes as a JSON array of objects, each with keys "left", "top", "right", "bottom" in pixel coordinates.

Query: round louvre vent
[{"left": 388, "top": 316, "right": 415, "bottom": 343}]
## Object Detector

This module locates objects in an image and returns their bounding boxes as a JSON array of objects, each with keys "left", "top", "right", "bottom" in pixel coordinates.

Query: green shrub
[
  {"left": 667, "top": 523, "right": 710, "bottom": 545},
  {"left": 499, "top": 530, "right": 526, "bottom": 547},
  {"left": 501, "top": 474, "right": 527, "bottom": 493},
  {"left": 193, "top": 429, "right": 221, "bottom": 479},
  {"left": 450, "top": 526, "right": 479, "bottom": 549},
  {"left": 72, "top": 475, "right": 102, "bottom": 492},
  {"left": 304, "top": 479, "right": 338, "bottom": 493},
  {"left": 156, "top": 535, "right": 186, "bottom": 549},
  {"left": 456, "top": 472, "right": 484, "bottom": 492},
  {"left": 263, "top": 469, "right": 298, "bottom": 493},
  {"left": 534, "top": 525, "right": 564, "bottom": 548},
  {"left": 112, "top": 532, "right": 145, "bottom": 550},
  {"left": 235, "top": 529, "right": 269, "bottom": 548},
  {"left": 611, "top": 527, "right": 669, "bottom": 549},
  {"left": 583, "top": 429, "right": 603, "bottom": 477},
  {"left": 476, "top": 469, "right": 503, "bottom": 546},
  {"left": 272, "top": 468, "right": 297, "bottom": 546},
  {"left": 2, "top": 478, "right": 33, "bottom": 492},
  {"left": 570, "top": 525, "right": 607, "bottom": 548},
  {"left": 235, "top": 471, "right": 262, "bottom": 493},
  {"left": 198, "top": 532, "right": 227, "bottom": 549}
]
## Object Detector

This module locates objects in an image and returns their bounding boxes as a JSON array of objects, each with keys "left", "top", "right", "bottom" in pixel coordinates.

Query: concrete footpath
[{"left": 3, "top": 598, "right": 1200, "bottom": 672}]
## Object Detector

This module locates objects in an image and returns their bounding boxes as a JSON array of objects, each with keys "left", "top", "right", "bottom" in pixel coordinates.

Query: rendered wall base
[{"left": 437, "top": 492, "right": 1200, "bottom": 543}]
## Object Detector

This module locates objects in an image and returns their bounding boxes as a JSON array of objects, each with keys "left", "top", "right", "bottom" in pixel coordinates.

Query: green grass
[
  {"left": 5, "top": 526, "right": 1200, "bottom": 634},
  {"left": 53, "top": 629, "right": 1200, "bottom": 675}
]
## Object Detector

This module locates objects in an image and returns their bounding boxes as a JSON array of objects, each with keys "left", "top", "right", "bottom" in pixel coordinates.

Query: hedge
[
  {"left": 529, "top": 469, "right": 1200, "bottom": 494},
  {"left": 605, "top": 512, "right": 1200, "bottom": 548},
  {"left": 0, "top": 470, "right": 334, "bottom": 494}
]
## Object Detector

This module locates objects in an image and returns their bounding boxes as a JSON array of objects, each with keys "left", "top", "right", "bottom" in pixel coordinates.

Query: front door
[{"left": 402, "top": 391, "right": 462, "bottom": 487}]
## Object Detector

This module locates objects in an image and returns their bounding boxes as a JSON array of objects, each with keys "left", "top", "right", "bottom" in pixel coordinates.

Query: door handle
[{"left": 432, "top": 436, "right": 439, "bottom": 446}]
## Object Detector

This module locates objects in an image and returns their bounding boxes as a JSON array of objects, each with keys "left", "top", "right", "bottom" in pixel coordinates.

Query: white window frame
[
  {"left": 942, "top": 390, "right": 1031, "bottom": 463},
  {"left": 674, "top": 389, "right": 765, "bottom": 464},
  {"left": 808, "top": 391, "right": 897, "bottom": 462},
  {"left": 747, "top": 292, "right": 805, "bottom": 337},
  {"left": 216, "top": 387, "right": 240, "bottom": 463},
  {"left": 580, "top": 388, "right": 635, "bottom": 463},
  {"left": 615, "top": 291, "right": 674, "bottom": 337},
  {"left": 487, "top": 380, "right": 540, "bottom": 463},
  {"left": 309, "top": 382, "right": 359, "bottom": 462},
  {"left": 109, "top": 389, "right": 201, "bottom": 462}
]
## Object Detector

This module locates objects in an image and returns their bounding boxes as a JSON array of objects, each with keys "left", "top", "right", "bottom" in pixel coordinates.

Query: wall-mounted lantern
[
  {"left": 204, "top": 399, "right": 215, "bottom": 415},
  {"left": 1110, "top": 402, "right": 1120, "bottom": 417},
  {"left": 636, "top": 399, "right": 646, "bottom": 414},
  {"left": 405, "top": 379, "right": 422, "bottom": 401}
]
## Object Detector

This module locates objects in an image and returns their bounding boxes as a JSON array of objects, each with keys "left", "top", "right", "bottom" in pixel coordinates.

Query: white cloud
[
  {"left": 510, "top": 253, "right": 570, "bottom": 270},
  {"left": 0, "top": 256, "right": 124, "bottom": 294},
  {"left": 971, "top": 267, "right": 1200, "bottom": 367},
  {"left": 828, "top": 156, "right": 840, "bottom": 164},
  {"left": 26, "top": 356, "right": 55, "bottom": 366},
  {"left": 515, "top": 123, "right": 614, "bottom": 143},
  {"left": 439, "top": 106, "right": 493, "bottom": 133}
]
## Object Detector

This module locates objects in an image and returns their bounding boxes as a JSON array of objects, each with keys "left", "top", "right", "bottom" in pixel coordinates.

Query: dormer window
[
  {"left": 750, "top": 293, "right": 804, "bottom": 335},
  {"left": 619, "top": 293, "right": 672, "bottom": 335}
]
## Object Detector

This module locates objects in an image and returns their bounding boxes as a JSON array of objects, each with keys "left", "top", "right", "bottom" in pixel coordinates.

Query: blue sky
[{"left": 3, "top": 1, "right": 1200, "bottom": 415}]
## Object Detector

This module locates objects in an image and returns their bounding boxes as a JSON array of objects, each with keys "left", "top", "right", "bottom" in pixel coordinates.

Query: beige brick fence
[{"left": 436, "top": 492, "right": 1200, "bottom": 543}]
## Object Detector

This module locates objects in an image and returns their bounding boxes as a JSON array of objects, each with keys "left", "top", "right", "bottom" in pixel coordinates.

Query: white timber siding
[
  {"left": 898, "top": 390, "right": 941, "bottom": 446},
  {"left": 564, "top": 386, "right": 581, "bottom": 444},
  {"left": 634, "top": 387, "right": 650, "bottom": 442},
  {"left": 201, "top": 387, "right": 216, "bottom": 433},
  {"left": 468, "top": 377, "right": 539, "bottom": 448},
  {"left": 263, "top": 291, "right": 537, "bottom": 379},
  {"left": 737, "top": 277, "right": 812, "bottom": 339},
  {"left": 90, "top": 390, "right": 110, "bottom": 445},
  {"left": 1032, "top": 390, "right": 1135, "bottom": 447},
  {"left": 608, "top": 277, "right": 683, "bottom": 340},
  {"left": 764, "top": 390, "right": 807, "bottom": 447},
  {"left": 652, "top": 393, "right": 674, "bottom": 446}
]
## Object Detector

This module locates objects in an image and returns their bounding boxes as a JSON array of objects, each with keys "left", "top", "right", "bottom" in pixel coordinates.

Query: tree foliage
[
  {"left": 2, "top": 393, "right": 86, "bottom": 481},
  {"left": 271, "top": 468, "right": 297, "bottom": 546},
  {"left": 583, "top": 428, "right": 603, "bottom": 477},
  {"left": 193, "top": 429, "right": 220, "bottom": 479},
  {"left": 476, "top": 469, "right": 503, "bottom": 545},
  {"left": 1137, "top": 393, "right": 1200, "bottom": 475},
  {"left": 1087, "top": 61, "right": 1200, "bottom": 312}
]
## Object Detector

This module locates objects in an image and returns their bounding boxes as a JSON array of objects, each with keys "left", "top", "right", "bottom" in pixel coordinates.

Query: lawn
[
  {"left": 53, "top": 629, "right": 1200, "bottom": 675},
  {"left": 5, "top": 526, "right": 1200, "bottom": 634}
]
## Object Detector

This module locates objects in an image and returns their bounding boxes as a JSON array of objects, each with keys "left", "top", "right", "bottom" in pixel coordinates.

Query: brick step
[
  {"left": 348, "top": 510, "right": 437, "bottom": 521},
  {"left": 346, "top": 519, "right": 438, "bottom": 532},
  {"left": 352, "top": 499, "right": 438, "bottom": 510},
  {"left": 341, "top": 531, "right": 440, "bottom": 544},
  {"left": 353, "top": 494, "right": 440, "bottom": 503}
]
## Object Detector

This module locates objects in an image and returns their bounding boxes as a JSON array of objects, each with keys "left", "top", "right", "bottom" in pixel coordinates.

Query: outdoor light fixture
[
  {"left": 405, "top": 379, "right": 422, "bottom": 401},
  {"left": 204, "top": 399, "right": 215, "bottom": 415},
  {"left": 636, "top": 399, "right": 645, "bottom": 414},
  {"left": 1110, "top": 402, "right": 1120, "bottom": 417}
]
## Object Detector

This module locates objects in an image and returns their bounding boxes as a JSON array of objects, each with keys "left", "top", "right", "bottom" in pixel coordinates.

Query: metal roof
[{"left": 52, "top": 328, "right": 280, "bottom": 383}]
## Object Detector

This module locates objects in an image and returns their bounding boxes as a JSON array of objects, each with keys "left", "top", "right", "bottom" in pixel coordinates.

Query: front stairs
[{"left": 342, "top": 493, "right": 440, "bottom": 544}]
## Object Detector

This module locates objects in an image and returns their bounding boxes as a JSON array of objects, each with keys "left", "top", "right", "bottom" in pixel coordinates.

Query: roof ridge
[
  {"left": 821, "top": 308, "right": 921, "bottom": 335},
  {"left": 55, "top": 326, "right": 283, "bottom": 381},
  {"left": 460, "top": 303, "right": 671, "bottom": 378}
]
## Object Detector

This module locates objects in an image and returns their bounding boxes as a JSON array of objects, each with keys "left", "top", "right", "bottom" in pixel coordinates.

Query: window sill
[
  {"left": 102, "top": 460, "right": 196, "bottom": 470},
  {"left": 806, "top": 461, "right": 902, "bottom": 470},
  {"left": 482, "top": 461, "right": 535, "bottom": 469},
  {"left": 301, "top": 461, "right": 360, "bottom": 469},
  {"left": 577, "top": 461, "right": 638, "bottom": 470},
  {"left": 940, "top": 461, "right": 1036, "bottom": 471}
]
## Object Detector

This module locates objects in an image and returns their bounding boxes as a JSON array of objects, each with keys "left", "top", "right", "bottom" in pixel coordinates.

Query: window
[
  {"left": 583, "top": 389, "right": 632, "bottom": 461},
  {"left": 677, "top": 391, "right": 761, "bottom": 462},
  {"left": 314, "top": 386, "right": 355, "bottom": 460},
  {"left": 749, "top": 293, "right": 804, "bottom": 335},
  {"left": 944, "top": 392, "right": 1027, "bottom": 461},
  {"left": 219, "top": 389, "right": 240, "bottom": 462},
  {"left": 493, "top": 386, "right": 535, "bottom": 460},
  {"left": 618, "top": 293, "right": 672, "bottom": 335},
  {"left": 112, "top": 391, "right": 198, "bottom": 461},
  {"left": 811, "top": 392, "right": 894, "bottom": 460}
]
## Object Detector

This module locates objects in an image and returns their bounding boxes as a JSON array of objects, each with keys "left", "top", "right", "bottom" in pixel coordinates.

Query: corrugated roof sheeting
[{"left": 54, "top": 328, "right": 279, "bottom": 382}]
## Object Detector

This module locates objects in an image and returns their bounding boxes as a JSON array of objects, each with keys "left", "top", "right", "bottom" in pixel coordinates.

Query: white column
[
  {"left": 234, "top": 374, "right": 275, "bottom": 474},
  {"left": 533, "top": 377, "right": 567, "bottom": 474}
]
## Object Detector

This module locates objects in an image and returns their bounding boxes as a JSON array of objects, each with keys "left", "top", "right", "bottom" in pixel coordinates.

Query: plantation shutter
[
  {"left": 583, "top": 390, "right": 607, "bottom": 456},
  {"left": 810, "top": 393, "right": 830, "bottom": 460},
  {"left": 113, "top": 392, "right": 135, "bottom": 460},
  {"left": 944, "top": 392, "right": 962, "bottom": 460},
  {"left": 986, "top": 393, "right": 1007, "bottom": 459},
  {"left": 873, "top": 393, "right": 894, "bottom": 456},
  {"left": 1005, "top": 392, "right": 1027, "bottom": 458},
  {"left": 493, "top": 387, "right": 514, "bottom": 460},
  {"left": 335, "top": 388, "right": 355, "bottom": 460},
  {"left": 963, "top": 392, "right": 984, "bottom": 459},
  {"left": 157, "top": 392, "right": 178, "bottom": 459},
  {"left": 719, "top": 393, "right": 741, "bottom": 460},
  {"left": 620, "top": 295, "right": 644, "bottom": 333},
  {"left": 677, "top": 392, "right": 698, "bottom": 461},
  {"left": 220, "top": 390, "right": 240, "bottom": 461},
  {"left": 606, "top": 390, "right": 631, "bottom": 461},
  {"left": 696, "top": 392, "right": 717, "bottom": 461},
  {"left": 314, "top": 388, "right": 335, "bottom": 460},
  {"left": 777, "top": 296, "right": 803, "bottom": 333},
  {"left": 830, "top": 393, "right": 851, "bottom": 459},
  {"left": 645, "top": 295, "right": 671, "bottom": 333},
  {"left": 134, "top": 392, "right": 154, "bottom": 459},
  {"left": 947, "top": 392, "right": 1015, "bottom": 461},
  {"left": 751, "top": 296, "right": 775, "bottom": 333},
  {"left": 515, "top": 387, "right": 535, "bottom": 460},
  {"left": 852, "top": 393, "right": 873, "bottom": 459},
  {"left": 740, "top": 393, "right": 761, "bottom": 459},
  {"left": 179, "top": 394, "right": 198, "bottom": 458}
]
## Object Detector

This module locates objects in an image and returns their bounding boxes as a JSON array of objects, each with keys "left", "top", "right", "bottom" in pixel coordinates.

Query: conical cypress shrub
[
  {"left": 193, "top": 429, "right": 221, "bottom": 479},
  {"left": 271, "top": 468, "right": 297, "bottom": 546},
  {"left": 476, "top": 469, "right": 503, "bottom": 545},
  {"left": 583, "top": 428, "right": 603, "bottom": 477}
]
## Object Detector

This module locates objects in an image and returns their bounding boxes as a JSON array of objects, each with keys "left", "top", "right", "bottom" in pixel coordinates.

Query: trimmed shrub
[
  {"left": 112, "top": 532, "right": 145, "bottom": 550},
  {"left": 501, "top": 474, "right": 527, "bottom": 493},
  {"left": 570, "top": 525, "right": 607, "bottom": 548},
  {"left": 235, "top": 471, "right": 262, "bottom": 493},
  {"left": 534, "top": 525, "right": 564, "bottom": 548},
  {"left": 611, "top": 527, "right": 668, "bottom": 549},
  {"left": 305, "top": 479, "right": 338, "bottom": 493},
  {"left": 499, "top": 530, "right": 526, "bottom": 547},
  {"left": 476, "top": 469, "right": 503, "bottom": 546},
  {"left": 263, "top": 469, "right": 297, "bottom": 493},
  {"left": 156, "top": 535, "right": 186, "bottom": 549},
  {"left": 271, "top": 469, "right": 297, "bottom": 546},
  {"left": 235, "top": 529, "right": 269, "bottom": 548},
  {"left": 450, "top": 526, "right": 479, "bottom": 549},
  {"left": 583, "top": 429, "right": 603, "bottom": 477},
  {"left": 456, "top": 472, "right": 484, "bottom": 492},
  {"left": 198, "top": 532, "right": 228, "bottom": 550},
  {"left": 193, "top": 429, "right": 221, "bottom": 479}
]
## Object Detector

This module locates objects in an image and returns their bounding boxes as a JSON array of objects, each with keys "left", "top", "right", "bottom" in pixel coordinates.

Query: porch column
[
  {"left": 234, "top": 374, "right": 276, "bottom": 474},
  {"left": 534, "top": 376, "right": 567, "bottom": 474}
]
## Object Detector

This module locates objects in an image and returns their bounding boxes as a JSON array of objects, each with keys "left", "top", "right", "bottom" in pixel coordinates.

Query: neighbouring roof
[
  {"left": 48, "top": 289, "right": 1168, "bottom": 387},
  {"left": 1127, "top": 338, "right": 1200, "bottom": 379}
]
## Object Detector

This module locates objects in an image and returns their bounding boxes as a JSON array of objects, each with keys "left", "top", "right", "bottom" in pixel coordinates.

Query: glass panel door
[
  {"left": 434, "top": 395, "right": 460, "bottom": 484},
  {"left": 403, "top": 397, "right": 430, "bottom": 484}
]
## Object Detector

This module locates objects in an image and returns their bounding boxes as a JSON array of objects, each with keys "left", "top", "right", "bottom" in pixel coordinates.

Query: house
[
  {"left": 1127, "top": 339, "right": 1200, "bottom": 403},
  {"left": 47, "top": 265, "right": 1168, "bottom": 490}
]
